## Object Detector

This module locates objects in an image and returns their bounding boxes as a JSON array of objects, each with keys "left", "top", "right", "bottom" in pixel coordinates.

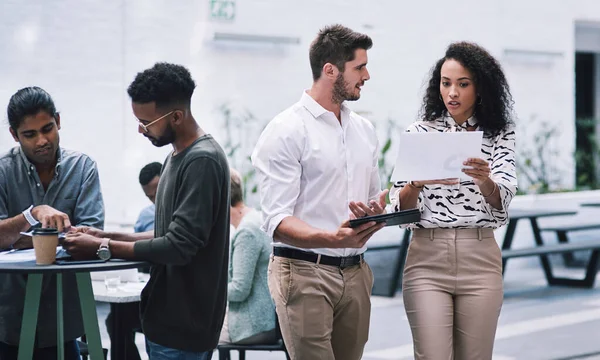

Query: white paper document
[
  {"left": 390, "top": 131, "right": 484, "bottom": 181},
  {"left": 0, "top": 246, "right": 66, "bottom": 262},
  {"left": 0, "top": 248, "right": 37, "bottom": 262}
]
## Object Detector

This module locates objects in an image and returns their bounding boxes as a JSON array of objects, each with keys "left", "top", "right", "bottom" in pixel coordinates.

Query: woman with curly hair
[{"left": 390, "top": 42, "right": 517, "bottom": 359}]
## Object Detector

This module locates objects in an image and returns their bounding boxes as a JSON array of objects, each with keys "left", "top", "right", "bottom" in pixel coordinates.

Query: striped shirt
[{"left": 390, "top": 114, "right": 517, "bottom": 229}]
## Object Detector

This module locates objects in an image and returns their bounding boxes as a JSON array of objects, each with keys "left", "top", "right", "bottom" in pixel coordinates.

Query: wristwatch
[
  {"left": 22, "top": 205, "right": 39, "bottom": 226},
  {"left": 97, "top": 238, "right": 112, "bottom": 261}
]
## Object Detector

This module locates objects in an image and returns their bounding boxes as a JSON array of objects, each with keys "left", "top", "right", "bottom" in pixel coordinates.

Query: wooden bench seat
[
  {"left": 502, "top": 239, "right": 600, "bottom": 288},
  {"left": 541, "top": 222, "right": 600, "bottom": 267}
]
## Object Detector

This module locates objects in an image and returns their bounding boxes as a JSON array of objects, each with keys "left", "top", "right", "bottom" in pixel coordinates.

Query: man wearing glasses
[
  {"left": 64, "top": 63, "right": 230, "bottom": 360},
  {"left": 0, "top": 86, "right": 104, "bottom": 359}
]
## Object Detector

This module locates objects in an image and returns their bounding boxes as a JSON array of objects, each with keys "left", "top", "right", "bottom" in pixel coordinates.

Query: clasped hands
[{"left": 61, "top": 226, "right": 108, "bottom": 260}]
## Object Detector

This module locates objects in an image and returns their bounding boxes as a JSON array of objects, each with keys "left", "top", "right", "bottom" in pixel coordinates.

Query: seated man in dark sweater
[{"left": 64, "top": 63, "right": 230, "bottom": 360}]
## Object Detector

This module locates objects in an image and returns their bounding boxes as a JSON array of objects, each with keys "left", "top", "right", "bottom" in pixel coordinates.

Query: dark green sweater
[{"left": 134, "top": 135, "right": 230, "bottom": 352}]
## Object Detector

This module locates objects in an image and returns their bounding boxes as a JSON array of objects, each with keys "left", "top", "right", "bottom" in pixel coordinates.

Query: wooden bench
[
  {"left": 541, "top": 222, "right": 600, "bottom": 266},
  {"left": 367, "top": 212, "right": 600, "bottom": 297},
  {"left": 502, "top": 239, "right": 600, "bottom": 288}
]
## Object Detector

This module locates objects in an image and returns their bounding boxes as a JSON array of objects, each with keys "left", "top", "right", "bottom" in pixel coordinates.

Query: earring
[{"left": 477, "top": 96, "right": 482, "bottom": 105}]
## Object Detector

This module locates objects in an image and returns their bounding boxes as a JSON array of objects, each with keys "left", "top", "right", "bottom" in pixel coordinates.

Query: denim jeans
[
  {"left": 146, "top": 339, "right": 213, "bottom": 360},
  {"left": 0, "top": 340, "right": 80, "bottom": 360}
]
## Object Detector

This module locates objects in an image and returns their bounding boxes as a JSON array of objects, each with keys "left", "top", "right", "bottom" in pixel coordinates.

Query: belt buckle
[{"left": 339, "top": 257, "right": 350, "bottom": 269}]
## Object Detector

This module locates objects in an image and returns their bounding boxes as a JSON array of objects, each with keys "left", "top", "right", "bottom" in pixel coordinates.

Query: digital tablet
[
  {"left": 55, "top": 258, "right": 108, "bottom": 265},
  {"left": 349, "top": 208, "right": 421, "bottom": 228}
]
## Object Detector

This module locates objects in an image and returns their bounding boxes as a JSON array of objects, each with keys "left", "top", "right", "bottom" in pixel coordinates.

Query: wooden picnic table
[
  {"left": 500, "top": 208, "right": 578, "bottom": 274},
  {"left": 371, "top": 208, "right": 581, "bottom": 297}
]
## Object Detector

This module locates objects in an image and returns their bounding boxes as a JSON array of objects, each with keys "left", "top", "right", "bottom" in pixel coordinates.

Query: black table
[
  {"left": 501, "top": 208, "right": 577, "bottom": 274},
  {"left": 0, "top": 259, "right": 146, "bottom": 360}
]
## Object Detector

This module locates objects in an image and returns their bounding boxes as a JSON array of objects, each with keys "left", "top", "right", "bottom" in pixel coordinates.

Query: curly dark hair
[
  {"left": 309, "top": 24, "right": 373, "bottom": 81},
  {"left": 139, "top": 162, "right": 162, "bottom": 186},
  {"left": 127, "top": 62, "right": 196, "bottom": 109},
  {"left": 420, "top": 42, "right": 514, "bottom": 137}
]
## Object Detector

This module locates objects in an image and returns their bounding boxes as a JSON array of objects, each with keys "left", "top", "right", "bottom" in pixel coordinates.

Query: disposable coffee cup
[{"left": 32, "top": 228, "right": 59, "bottom": 265}]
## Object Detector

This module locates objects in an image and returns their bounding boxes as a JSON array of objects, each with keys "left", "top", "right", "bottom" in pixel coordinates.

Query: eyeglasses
[{"left": 137, "top": 110, "right": 175, "bottom": 133}]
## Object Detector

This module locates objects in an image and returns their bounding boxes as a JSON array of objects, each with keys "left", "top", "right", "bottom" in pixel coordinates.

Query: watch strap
[
  {"left": 22, "top": 205, "right": 39, "bottom": 226},
  {"left": 100, "top": 238, "right": 110, "bottom": 249}
]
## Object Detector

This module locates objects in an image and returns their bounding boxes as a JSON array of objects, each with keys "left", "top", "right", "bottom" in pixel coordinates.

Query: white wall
[{"left": 1, "top": 0, "right": 599, "bottom": 224}]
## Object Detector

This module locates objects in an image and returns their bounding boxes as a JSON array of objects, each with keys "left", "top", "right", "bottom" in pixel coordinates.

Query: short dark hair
[
  {"left": 309, "top": 24, "right": 373, "bottom": 81},
  {"left": 7, "top": 87, "right": 59, "bottom": 131},
  {"left": 139, "top": 162, "right": 162, "bottom": 186},
  {"left": 421, "top": 42, "right": 514, "bottom": 137},
  {"left": 230, "top": 168, "right": 243, "bottom": 206},
  {"left": 127, "top": 62, "right": 196, "bottom": 110}
]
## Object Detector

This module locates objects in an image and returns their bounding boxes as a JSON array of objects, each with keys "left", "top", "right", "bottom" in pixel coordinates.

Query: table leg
[
  {"left": 111, "top": 303, "right": 125, "bottom": 359},
  {"left": 17, "top": 274, "right": 43, "bottom": 360},
  {"left": 76, "top": 272, "right": 104, "bottom": 360},
  {"left": 530, "top": 218, "right": 555, "bottom": 283},
  {"left": 501, "top": 219, "right": 519, "bottom": 275},
  {"left": 57, "top": 274, "right": 64, "bottom": 360}
]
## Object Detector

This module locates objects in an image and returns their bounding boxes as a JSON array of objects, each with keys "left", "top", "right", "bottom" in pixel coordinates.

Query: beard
[
  {"left": 28, "top": 144, "right": 57, "bottom": 166},
  {"left": 145, "top": 123, "right": 176, "bottom": 147},
  {"left": 332, "top": 73, "right": 360, "bottom": 104}
]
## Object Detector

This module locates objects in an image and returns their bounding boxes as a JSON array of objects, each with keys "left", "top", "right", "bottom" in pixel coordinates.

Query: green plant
[
  {"left": 377, "top": 118, "right": 399, "bottom": 191},
  {"left": 516, "top": 118, "right": 563, "bottom": 194},
  {"left": 371, "top": 118, "right": 403, "bottom": 204},
  {"left": 575, "top": 117, "right": 600, "bottom": 190},
  {"left": 218, "top": 103, "right": 267, "bottom": 206}
]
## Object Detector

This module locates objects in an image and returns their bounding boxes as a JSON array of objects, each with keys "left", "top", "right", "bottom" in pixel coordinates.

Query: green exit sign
[{"left": 210, "top": 0, "right": 236, "bottom": 21}]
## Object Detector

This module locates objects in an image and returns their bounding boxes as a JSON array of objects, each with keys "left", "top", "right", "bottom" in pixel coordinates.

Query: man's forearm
[
  {"left": 274, "top": 217, "right": 334, "bottom": 249},
  {"left": 108, "top": 240, "right": 136, "bottom": 260},
  {"left": 12, "top": 236, "right": 32, "bottom": 249},
  {"left": 0, "top": 214, "right": 31, "bottom": 249},
  {"left": 105, "top": 230, "right": 153, "bottom": 242}
]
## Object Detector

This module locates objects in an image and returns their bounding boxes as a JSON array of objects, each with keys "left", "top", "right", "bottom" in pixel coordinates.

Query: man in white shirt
[{"left": 251, "top": 24, "right": 387, "bottom": 360}]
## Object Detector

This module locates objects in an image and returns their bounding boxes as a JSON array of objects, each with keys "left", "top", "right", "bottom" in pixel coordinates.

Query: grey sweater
[
  {"left": 134, "top": 135, "right": 230, "bottom": 352},
  {"left": 227, "top": 209, "right": 275, "bottom": 343}
]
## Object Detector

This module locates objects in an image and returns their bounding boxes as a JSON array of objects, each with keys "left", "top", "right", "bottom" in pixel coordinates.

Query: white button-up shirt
[{"left": 251, "top": 91, "right": 381, "bottom": 257}]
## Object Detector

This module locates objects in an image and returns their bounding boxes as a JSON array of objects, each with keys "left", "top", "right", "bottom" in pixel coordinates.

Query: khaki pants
[
  {"left": 403, "top": 228, "right": 504, "bottom": 360},
  {"left": 268, "top": 255, "right": 374, "bottom": 360}
]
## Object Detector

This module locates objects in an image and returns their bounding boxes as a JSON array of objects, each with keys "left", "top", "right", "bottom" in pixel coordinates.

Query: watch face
[{"left": 97, "top": 248, "right": 111, "bottom": 261}]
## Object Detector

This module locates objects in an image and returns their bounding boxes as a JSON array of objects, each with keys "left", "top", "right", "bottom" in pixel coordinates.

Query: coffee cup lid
[{"left": 32, "top": 228, "right": 59, "bottom": 235}]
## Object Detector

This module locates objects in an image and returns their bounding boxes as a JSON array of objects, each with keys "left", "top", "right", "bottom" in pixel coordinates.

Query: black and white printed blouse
[{"left": 390, "top": 114, "right": 517, "bottom": 229}]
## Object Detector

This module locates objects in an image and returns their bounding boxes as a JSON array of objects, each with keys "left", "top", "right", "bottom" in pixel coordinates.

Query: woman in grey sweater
[{"left": 219, "top": 169, "right": 276, "bottom": 344}]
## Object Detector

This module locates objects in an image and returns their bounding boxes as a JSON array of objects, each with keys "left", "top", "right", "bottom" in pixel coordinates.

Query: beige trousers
[
  {"left": 268, "top": 255, "right": 374, "bottom": 360},
  {"left": 403, "top": 228, "right": 504, "bottom": 360}
]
